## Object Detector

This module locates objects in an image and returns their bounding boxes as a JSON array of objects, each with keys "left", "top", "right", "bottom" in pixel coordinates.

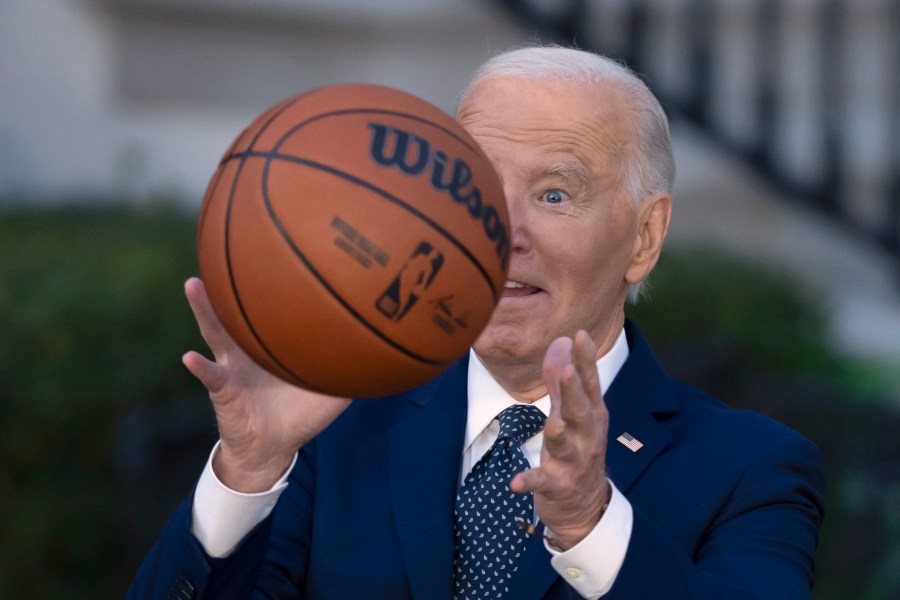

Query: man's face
[{"left": 459, "top": 77, "right": 644, "bottom": 370}]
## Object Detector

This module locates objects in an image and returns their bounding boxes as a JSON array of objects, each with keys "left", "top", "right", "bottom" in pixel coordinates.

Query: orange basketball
[{"left": 197, "top": 83, "right": 509, "bottom": 398}]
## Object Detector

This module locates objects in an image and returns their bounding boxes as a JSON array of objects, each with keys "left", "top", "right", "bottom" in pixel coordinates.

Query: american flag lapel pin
[{"left": 616, "top": 432, "right": 644, "bottom": 453}]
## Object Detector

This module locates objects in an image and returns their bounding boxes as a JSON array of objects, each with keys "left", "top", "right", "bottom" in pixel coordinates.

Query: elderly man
[{"left": 129, "top": 46, "right": 825, "bottom": 599}]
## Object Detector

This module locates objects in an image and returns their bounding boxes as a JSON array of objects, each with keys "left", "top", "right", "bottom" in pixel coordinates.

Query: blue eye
[{"left": 544, "top": 189, "right": 566, "bottom": 204}]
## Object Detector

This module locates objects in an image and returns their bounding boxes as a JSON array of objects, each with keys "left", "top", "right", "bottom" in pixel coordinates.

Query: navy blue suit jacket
[{"left": 129, "top": 322, "right": 825, "bottom": 599}]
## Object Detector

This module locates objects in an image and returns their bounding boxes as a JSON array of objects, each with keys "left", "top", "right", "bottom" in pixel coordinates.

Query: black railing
[{"left": 491, "top": 0, "right": 900, "bottom": 273}]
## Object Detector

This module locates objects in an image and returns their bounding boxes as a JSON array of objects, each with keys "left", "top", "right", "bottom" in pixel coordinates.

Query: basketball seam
[
  {"left": 261, "top": 108, "right": 501, "bottom": 303},
  {"left": 247, "top": 148, "right": 499, "bottom": 301},
  {"left": 258, "top": 153, "right": 452, "bottom": 368},
  {"left": 219, "top": 107, "right": 482, "bottom": 165},
  {"left": 218, "top": 100, "right": 494, "bottom": 383},
  {"left": 221, "top": 93, "right": 327, "bottom": 391},
  {"left": 227, "top": 108, "right": 500, "bottom": 304},
  {"left": 261, "top": 109, "right": 501, "bottom": 366}
]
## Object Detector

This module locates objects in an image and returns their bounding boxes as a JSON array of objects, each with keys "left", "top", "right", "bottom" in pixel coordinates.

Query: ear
[{"left": 625, "top": 193, "right": 672, "bottom": 286}]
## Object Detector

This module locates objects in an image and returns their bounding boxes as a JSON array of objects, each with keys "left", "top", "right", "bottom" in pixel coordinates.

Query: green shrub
[
  {"left": 0, "top": 204, "right": 211, "bottom": 598},
  {"left": 628, "top": 247, "right": 900, "bottom": 600},
  {"left": 630, "top": 248, "right": 838, "bottom": 381},
  {"left": 0, "top": 207, "right": 895, "bottom": 598}
]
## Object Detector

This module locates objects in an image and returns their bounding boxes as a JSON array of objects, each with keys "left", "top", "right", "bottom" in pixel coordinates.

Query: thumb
[{"left": 183, "top": 351, "right": 227, "bottom": 394}]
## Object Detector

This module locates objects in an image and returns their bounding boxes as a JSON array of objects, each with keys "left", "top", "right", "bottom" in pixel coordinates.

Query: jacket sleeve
[
  {"left": 605, "top": 432, "right": 826, "bottom": 599},
  {"left": 125, "top": 443, "right": 318, "bottom": 600}
]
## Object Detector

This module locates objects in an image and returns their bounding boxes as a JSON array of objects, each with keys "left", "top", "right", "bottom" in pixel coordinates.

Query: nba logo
[{"left": 376, "top": 242, "right": 444, "bottom": 321}]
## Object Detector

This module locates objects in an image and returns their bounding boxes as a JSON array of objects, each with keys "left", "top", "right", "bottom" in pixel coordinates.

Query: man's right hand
[{"left": 182, "top": 277, "right": 351, "bottom": 493}]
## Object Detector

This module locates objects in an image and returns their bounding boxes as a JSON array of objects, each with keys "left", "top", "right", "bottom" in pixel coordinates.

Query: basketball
[{"left": 197, "top": 83, "right": 510, "bottom": 398}]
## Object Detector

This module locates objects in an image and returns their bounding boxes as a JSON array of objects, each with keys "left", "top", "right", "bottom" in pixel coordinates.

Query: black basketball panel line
[
  {"left": 244, "top": 148, "right": 500, "bottom": 304},
  {"left": 212, "top": 90, "right": 472, "bottom": 390},
  {"left": 220, "top": 153, "right": 326, "bottom": 391},
  {"left": 219, "top": 107, "right": 484, "bottom": 169},
  {"left": 257, "top": 156, "right": 455, "bottom": 368},
  {"left": 219, "top": 91, "right": 316, "bottom": 168},
  {"left": 272, "top": 107, "right": 482, "bottom": 156},
  {"left": 264, "top": 107, "right": 502, "bottom": 299}
]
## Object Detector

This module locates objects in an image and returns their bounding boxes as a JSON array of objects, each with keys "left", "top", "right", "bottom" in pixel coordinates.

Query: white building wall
[
  {"left": 1, "top": 0, "right": 117, "bottom": 198},
  {"left": 1, "top": 0, "right": 898, "bottom": 364},
  {"left": 0, "top": 0, "right": 527, "bottom": 203}
]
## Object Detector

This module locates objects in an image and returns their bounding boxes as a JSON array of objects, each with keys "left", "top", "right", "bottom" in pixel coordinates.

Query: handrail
[{"left": 489, "top": 0, "right": 900, "bottom": 273}]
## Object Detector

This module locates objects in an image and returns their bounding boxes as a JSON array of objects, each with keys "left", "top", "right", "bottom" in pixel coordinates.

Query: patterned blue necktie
[{"left": 453, "top": 404, "right": 547, "bottom": 599}]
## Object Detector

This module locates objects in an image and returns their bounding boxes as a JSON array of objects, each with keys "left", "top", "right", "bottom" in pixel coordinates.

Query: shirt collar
[{"left": 463, "top": 328, "right": 629, "bottom": 452}]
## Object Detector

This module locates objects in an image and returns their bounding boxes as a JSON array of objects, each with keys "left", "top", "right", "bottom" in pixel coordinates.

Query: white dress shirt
[
  {"left": 462, "top": 331, "right": 632, "bottom": 598},
  {"left": 192, "top": 329, "right": 634, "bottom": 599}
]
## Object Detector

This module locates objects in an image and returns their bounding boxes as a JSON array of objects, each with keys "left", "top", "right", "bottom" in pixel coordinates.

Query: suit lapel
[
  {"left": 605, "top": 402, "right": 672, "bottom": 493},
  {"left": 389, "top": 360, "right": 468, "bottom": 600},
  {"left": 504, "top": 323, "right": 680, "bottom": 599},
  {"left": 604, "top": 322, "right": 678, "bottom": 493},
  {"left": 386, "top": 323, "right": 677, "bottom": 600}
]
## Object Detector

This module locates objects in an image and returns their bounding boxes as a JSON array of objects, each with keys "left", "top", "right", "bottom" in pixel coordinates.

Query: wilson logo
[{"left": 368, "top": 123, "right": 509, "bottom": 269}]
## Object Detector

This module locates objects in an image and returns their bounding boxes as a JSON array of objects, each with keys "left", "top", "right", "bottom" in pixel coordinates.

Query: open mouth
[{"left": 502, "top": 280, "right": 542, "bottom": 298}]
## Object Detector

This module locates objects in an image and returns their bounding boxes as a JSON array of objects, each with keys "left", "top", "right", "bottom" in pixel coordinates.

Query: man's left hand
[{"left": 510, "top": 330, "right": 612, "bottom": 550}]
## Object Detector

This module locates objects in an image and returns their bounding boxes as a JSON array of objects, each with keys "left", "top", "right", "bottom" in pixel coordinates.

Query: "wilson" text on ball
[{"left": 367, "top": 122, "right": 509, "bottom": 269}]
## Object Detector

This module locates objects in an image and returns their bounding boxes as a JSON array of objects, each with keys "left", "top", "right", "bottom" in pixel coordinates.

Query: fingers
[
  {"left": 543, "top": 333, "right": 598, "bottom": 432},
  {"left": 541, "top": 415, "right": 576, "bottom": 460},
  {"left": 183, "top": 350, "right": 228, "bottom": 394},
  {"left": 515, "top": 330, "right": 608, "bottom": 500},
  {"left": 542, "top": 337, "right": 573, "bottom": 421},
  {"left": 542, "top": 336, "right": 574, "bottom": 380},
  {"left": 509, "top": 416, "right": 578, "bottom": 494},
  {"left": 184, "top": 277, "right": 232, "bottom": 360},
  {"left": 509, "top": 466, "right": 544, "bottom": 494},
  {"left": 572, "top": 330, "right": 601, "bottom": 408}
]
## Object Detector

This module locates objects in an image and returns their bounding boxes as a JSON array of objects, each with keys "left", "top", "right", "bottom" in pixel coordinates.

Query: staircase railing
[{"left": 490, "top": 0, "right": 900, "bottom": 274}]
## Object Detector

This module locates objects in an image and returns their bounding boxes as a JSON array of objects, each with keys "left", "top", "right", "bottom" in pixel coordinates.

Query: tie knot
[{"left": 496, "top": 404, "right": 546, "bottom": 444}]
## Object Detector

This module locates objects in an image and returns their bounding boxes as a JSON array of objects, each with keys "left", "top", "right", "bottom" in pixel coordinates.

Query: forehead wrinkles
[
  {"left": 459, "top": 76, "right": 636, "bottom": 177},
  {"left": 464, "top": 113, "right": 626, "bottom": 185},
  {"left": 549, "top": 160, "right": 589, "bottom": 185}
]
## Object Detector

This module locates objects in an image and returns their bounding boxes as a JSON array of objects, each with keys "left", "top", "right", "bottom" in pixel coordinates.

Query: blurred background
[{"left": 1, "top": 0, "right": 898, "bottom": 597}]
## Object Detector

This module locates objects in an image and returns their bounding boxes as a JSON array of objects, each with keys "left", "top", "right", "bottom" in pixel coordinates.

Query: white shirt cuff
[
  {"left": 545, "top": 479, "right": 633, "bottom": 599},
  {"left": 190, "top": 441, "right": 296, "bottom": 558}
]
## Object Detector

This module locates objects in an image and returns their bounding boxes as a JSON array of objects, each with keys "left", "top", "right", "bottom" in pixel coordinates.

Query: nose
[{"left": 504, "top": 186, "right": 531, "bottom": 256}]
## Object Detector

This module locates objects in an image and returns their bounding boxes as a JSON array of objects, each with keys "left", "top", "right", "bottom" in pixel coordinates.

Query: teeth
[{"left": 504, "top": 281, "right": 526, "bottom": 289}]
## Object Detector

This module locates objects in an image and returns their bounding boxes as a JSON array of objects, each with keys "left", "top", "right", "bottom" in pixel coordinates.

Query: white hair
[{"left": 458, "top": 45, "right": 675, "bottom": 302}]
